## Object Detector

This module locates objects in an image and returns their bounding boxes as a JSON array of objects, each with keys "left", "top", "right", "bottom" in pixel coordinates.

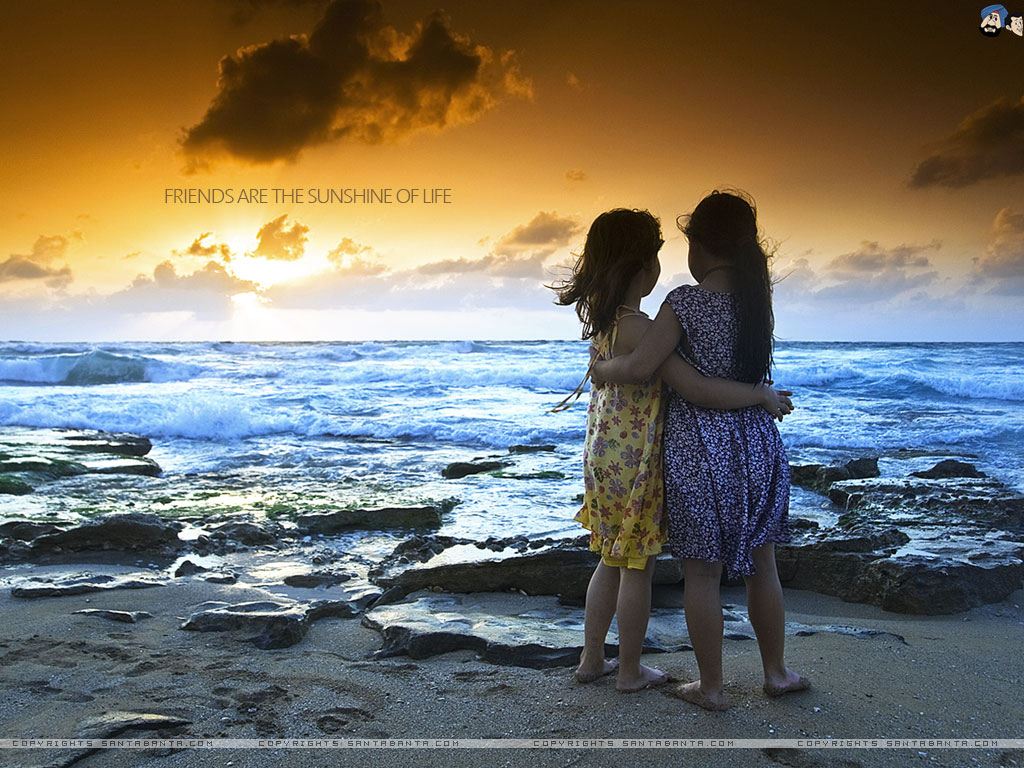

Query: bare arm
[
  {"left": 658, "top": 354, "right": 793, "bottom": 418},
  {"left": 591, "top": 302, "right": 682, "bottom": 384}
]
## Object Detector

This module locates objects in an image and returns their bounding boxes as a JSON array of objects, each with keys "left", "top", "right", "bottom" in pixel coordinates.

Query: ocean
[{"left": 1, "top": 341, "right": 1021, "bottom": 541}]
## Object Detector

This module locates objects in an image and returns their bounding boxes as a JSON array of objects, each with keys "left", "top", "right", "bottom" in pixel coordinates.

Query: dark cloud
[
  {"left": 565, "top": 169, "right": 587, "bottom": 182},
  {"left": 909, "top": 95, "right": 1024, "bottom": 188},
  {"left": 0, "top": 234, "right": 75, "bottom": 288},
  {"left": 248, "top": 215, "right": 309, "bottom": 261},
  {"left": 492, "top": 211, "right": 582, "bottom": 258},
  {"left": 182, "top": 0, "right": 532, "bottom": 169},
  {"left": 109, "top": 260, "right": 259, "bottom": 318},
  {"left": 825, "top": 240, "right": 938, "bottom": 272}
]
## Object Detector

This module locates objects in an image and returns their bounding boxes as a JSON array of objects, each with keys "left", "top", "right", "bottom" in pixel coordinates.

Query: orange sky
[{"left": 1, "top": 0, "right": 1022, "bottom": 340}]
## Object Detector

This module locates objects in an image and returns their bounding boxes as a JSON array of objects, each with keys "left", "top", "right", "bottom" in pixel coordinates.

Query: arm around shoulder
[{"left": 592, "top": 302, "right": 683, "bottom": 385}]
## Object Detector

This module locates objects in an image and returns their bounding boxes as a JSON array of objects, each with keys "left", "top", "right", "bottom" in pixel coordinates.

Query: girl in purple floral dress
[{"left": 593, "top": 191, "right": 810, "bottom": 710}]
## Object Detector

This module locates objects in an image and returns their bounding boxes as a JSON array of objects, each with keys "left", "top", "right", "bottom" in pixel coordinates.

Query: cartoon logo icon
[
  {"left": 981, "top": 3, "right": 1008, "bottom": 35},
  {"left": 1008, "top": 14, "right": 1024, "bottom": 35}
]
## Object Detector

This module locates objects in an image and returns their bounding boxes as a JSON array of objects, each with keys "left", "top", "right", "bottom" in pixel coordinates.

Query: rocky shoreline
[{"left": 1, "top": 426, "right": 1022, "bottom": 664}]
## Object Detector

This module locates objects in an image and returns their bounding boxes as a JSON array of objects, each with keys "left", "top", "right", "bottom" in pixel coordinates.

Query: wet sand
[{"left": 0, "top": 561, "right": 1021, "bottom": 768}]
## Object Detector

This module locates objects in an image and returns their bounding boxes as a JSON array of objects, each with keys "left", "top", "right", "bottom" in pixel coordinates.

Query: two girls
[
  {"left": 553, "top": 207, "right": 794, "bottom": 694},
  {"left": 591, "top": 191, "right": 809, "bottom": 709}
]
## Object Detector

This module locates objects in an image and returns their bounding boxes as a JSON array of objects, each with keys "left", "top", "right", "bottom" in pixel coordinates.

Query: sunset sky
[{"left": 1, "top": 0, "right": 1022, "bottom": 341}]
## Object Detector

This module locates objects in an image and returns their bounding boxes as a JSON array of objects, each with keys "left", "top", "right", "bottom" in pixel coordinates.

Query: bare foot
[
  {"left": 764, "top": 668, "right": 811, "bottom": 697},
  {"left": 616, "top": 663, "right": 668, "bottom": 693},
  {"left": 674, "top": 680, "right": 729, "bottom": 711},
  {"left": 574, "top": 657, "right": 619, "bottom": 683}
]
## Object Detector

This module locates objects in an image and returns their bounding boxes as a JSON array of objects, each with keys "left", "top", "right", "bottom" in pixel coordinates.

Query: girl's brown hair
[{"left": 550, "top": 208, "right": 662, "bottom": 340}]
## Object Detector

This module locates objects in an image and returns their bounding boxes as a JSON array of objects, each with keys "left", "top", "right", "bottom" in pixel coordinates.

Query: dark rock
[
  {"left": 29, "top": 512, "right": 182, "bottom": 553},
  {"left": 912, "top": 459, "right": 987, "bottom": 480},
  {"left": 375, "top": 541, "right": 679, "bottom": 602},
  {"left": 825, "top": 476, "right": 1024, "bottom": 531},
  {"left": 845, "top": 457, "right": 880, "bottom": 479},
  {"left": 174, "top": 559, "right": 209, "bottom": 577},
  {"left": 0, "top": 473, "right": 33, "bottom": 495},
  {"left": 441, "top": 461, "right": 510, "bottom": 479},
  {"left": 283, "top": 570, "right": 352, "bottom": 588},
  {"left": 791, "top": 457, "right": 878, "bottom": 494},
  {"left": 73, "top": 608, "right": 154, "bottom": 623},
  {"left": 775, "top": 539, "right": 1023, "bottom": 614},
  {"left": 12, "top": 572, "right": 167, "bottom": 598},
  {"left": 789, "top": 463, "right": 823, "bottom": 490},
  {"left": 508, "top": 445, "right": 556, "bottom": 454},
  {"left": 204, "top": 571, "right": 238, "bottom": 584},
  {"left": 0, "top": 519, "right": 64, "bottom": 540},
  {"left": 208, "top": 521, "right": 279, "bottom": 546},
  {"left": 376, "top": 546, "right": 599, "bottom": 599},
  {"left": 295, "top": 506, "right": 444, "bottom": 534}
]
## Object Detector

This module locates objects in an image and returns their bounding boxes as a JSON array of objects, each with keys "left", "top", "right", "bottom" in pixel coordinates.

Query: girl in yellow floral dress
[{"left": 553, "top": 208, "right": 792, "bottom": 692}]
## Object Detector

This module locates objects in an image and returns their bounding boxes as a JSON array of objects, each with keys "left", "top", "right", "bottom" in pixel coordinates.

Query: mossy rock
[{"left": 0, "top": 474, "right": 33, "bottom": 495}]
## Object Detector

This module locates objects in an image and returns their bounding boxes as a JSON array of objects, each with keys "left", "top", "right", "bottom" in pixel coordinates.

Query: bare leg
[
  {"left": 743, "top": 543, "right": 810, "bottom": 697},
  {"left": 675, "top": 558, "right": 729, "bottom": 710},
  {"left": 574, "top": 561, "right": 620, "bottom": 682},
  {"left": 614, "top": 557, "right": 667, "bottom": 692}
]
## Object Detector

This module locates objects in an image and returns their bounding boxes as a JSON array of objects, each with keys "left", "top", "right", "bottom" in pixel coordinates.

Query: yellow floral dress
[{"left": 575, "top": 308, "right": 666, "bottom": 569}]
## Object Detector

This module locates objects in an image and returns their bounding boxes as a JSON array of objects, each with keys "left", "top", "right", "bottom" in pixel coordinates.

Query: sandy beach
[{"left": 1, "top": 556, "right": 1020, "bottom": 768}]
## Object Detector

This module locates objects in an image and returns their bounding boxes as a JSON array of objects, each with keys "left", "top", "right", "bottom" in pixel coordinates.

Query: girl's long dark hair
[
  {"left": 550, "top": 208, "right": 662, "bottom": 340},
  {"left": 679, "top": 190, "right": 775, "bottom": 383}
]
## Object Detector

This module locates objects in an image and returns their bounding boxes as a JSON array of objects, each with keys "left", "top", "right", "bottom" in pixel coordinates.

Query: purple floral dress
[{"left": 662, "top": 284, "right": 791, "bottom": 578}]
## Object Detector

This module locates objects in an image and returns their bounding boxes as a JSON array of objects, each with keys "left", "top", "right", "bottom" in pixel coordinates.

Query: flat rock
[
  {"left": 75, "top": 456, "right": 161, "bottom": 476},
  {"left": 62, "top": 432, "right": 153, "bottom": 457},
  {"left": 12, "top": 571, "right": 167, "bottom": 598},
  {"left": 508, "top": 445, "right": 556, "bottom": 454},
  {"left": 29, "top": 512, "right": 183, "bottom": 553},
  {"left": 72, "top": 608, "right": 154, "bottom": 623},
  {"left": 181, "top": 595, "right": 372, "bottom": 649},
  {"left": 295, "top": 505, "right": 443, "bottom": 534},
  {"left": 363, "top": 592, "right": 904, "bottom": 668}
]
